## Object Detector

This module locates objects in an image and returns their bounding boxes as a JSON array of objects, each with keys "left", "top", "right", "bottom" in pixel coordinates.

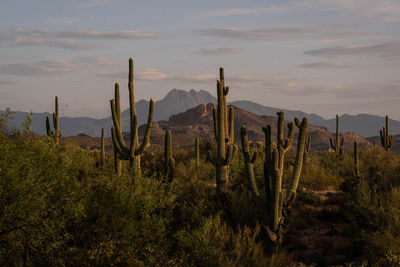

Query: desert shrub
[
  {"left": 340, "top": 147, "right": 400, "bottom": 265},
  {"left": 175, "top": 213, "right": 269, "bottom": 266},
  {"left": 0, "top": 135, "right": 95, "bottom": 265}
]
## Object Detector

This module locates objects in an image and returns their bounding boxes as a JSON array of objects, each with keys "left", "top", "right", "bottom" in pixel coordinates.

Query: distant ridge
[{"left": 1, "top": 88, "right": 399, "bottom": 137}]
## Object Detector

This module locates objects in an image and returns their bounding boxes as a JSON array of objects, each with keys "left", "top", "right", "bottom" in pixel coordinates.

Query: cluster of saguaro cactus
[
  {"left": 46, "top": 96, "right": 61, "bottom": 144},
  {"left": 380, "top": 115, "right": 393, "bottom": 151},
  {"left": 100, "top": 128, "right": 105, "bottom": 168},
  {"left": 110, "top": 58, "right": 154, "bottom": 179},
  {"left": 208, "top": 68, "right": 238, "bottom": 196},
  {"left": 241, "top": 111, "right": 308, "bottom": 251},
  {"left": 195, "top": 137, "right": 200, "bottom": 169},
  {"left": 330, "top": 114, "right": 344, "bottom": 159},
  {"left": 163, "top": 130, "right": 175, "bottom": 181}
]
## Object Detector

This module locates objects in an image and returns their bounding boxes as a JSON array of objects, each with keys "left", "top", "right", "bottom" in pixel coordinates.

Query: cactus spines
[
  {"left": 354, "top": 141, "right": 359, "bottom": 177},
  {"left": 110, "top": 58, "right": 154, "bottom": 179},
  {"left": 330, "top": 114, "right": 344, "bottom": 158},
  {"left": 209, "top": 68, "right": 238, "bottom": 196},
  {"left": 46, "top": 96, "right": 61, "bottom": 144},
  {"left": 164, "top": 130, "right": 175, "bottom": 182},
  {"left": 380, "top": 115, "right": 393, "bottom": 151},
  {"left": 195, "top": 137, "right": 200, "bottom": 169},
  {"left": 100, "top": 128, "right": 105, "bottom": 167}
]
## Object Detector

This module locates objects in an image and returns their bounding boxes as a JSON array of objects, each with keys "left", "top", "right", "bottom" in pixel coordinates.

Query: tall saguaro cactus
[
  {"left": 110, "top": 58, "right": 154, "bottom": 179},
  {"left": 380, "top": 115, "right": 393, "bottom": 151},
  {"left": 164, "top": 130, "right": 175, "bottom": 182},
  {"left": 354, "top": 141, "right": 359, "bottom": 177},
  {"left": 46, "top": 96, "right": 61, "bottom": 144},
  {"left": 100, "top": 128, "right": 105, "bottom": 168},
  {"left": 330, "top": 114, "right": 344, "bottom": 159},
  {"left": 241, "top": 112, "right": 308, "bottom": 252},
  {"left": 195, "top": 137, "right": 200, "bottom": 169},
  {"left": 208, "top": 68, "right": 238, "bottom": 196}
]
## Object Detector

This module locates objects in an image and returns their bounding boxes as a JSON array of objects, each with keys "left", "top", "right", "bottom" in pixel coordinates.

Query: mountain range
[{"left": 1, "top": 88, "right": 399, "bottom": 138}]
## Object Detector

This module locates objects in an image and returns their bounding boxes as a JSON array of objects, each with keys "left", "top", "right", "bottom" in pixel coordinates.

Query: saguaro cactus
[
  {"left": 208, "top": 68, "right": 238, "bottom": 196},
  {"left": 100, "top": 128, "right": 105, "bottom": 168},
  {"left": 46, "top": 96, "right": 61, "bottom": 144},
  {"left": 195, "top": 137, "right": 200, "bottom": 169},
  {"left": 164, "top": 130, "right": 175, "bottom": 182},
  {"left": 110, "top": 58, "right": 154, "bottom": 179},
  {"left": 241, "top": 112, "right": 308, "bottom": 252},
  {"left": 380, "top": 115, "right": 393, "bottom": 151},
  {"left": 354, "top": 141, "right": 359, "bottom": 177},
  {"left": 330, "top": 114, "right": 344, "bottom": 159}
]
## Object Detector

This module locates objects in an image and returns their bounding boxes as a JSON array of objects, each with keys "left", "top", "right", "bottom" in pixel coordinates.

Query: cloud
[
  {"left": 195, "top": 26, "right": 363, "bottom": 41},
  {"left": 188, "top": 7, "right": 286, "bottom": 19},
  {"left": 14, "top": 37, "right": 94, "bottom": 50},
  {"left": 304, "top": 41, "right": 400, "bottom": 59},
  {"left": 0, "top": 81, "right": 16, "bottom": 86},
  {"left": 0, "top": 28, "right": 167, "bottom": 50},
  {"left": 79, "top": 0, "right": 114, "bottom": 8},
  {"left": 190, "top": 1, "right": 400, "bottom": 22},
  {"left": 193, "top": 47, "right": 244, "bottom": 56},
  {"left": 299, "top": 62, "right": 356, "bottom": 68},
  {"left": 41, "top": 17, "right": 81, "bottom": 26},
  {"left": 0, "top": 57, "right": 120, "bottom": 77}
]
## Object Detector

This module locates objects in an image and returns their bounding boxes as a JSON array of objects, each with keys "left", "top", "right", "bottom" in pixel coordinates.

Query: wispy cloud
[
  {"left": 41, "top": 17, "right": 82, "bottom": 26},
  {"left": 188, "top": 7, "right": 286, "bottom": 19},
  {"left": 299, "top": 61, "right": 356, "bottom": 68},
  {"left": 190, "top": 1, "right": 400, "bottom": 22},
  {"left": 194, "top": 26, "right": 364, "bottom": 41},
  {"left": 193, "top": 47, "right": 244, "bottom": 56},
  {"left": 79, "top": 0, "right": 114, "bottom": 8},
  {"left": 305, "top": 41, "right": 400, "bottom": 59},
  {"left": 0, "top": 81, "right": 16, "bottom": 86},
  {"left": 0, "top": 27, "right": 167, "bottom": 50}
]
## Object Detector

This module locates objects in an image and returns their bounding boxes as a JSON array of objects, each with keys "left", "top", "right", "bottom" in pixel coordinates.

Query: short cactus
[
  {"left": 46, "top": 96, "right": 61, "bottom": 144},
  {"left": 330, "top": 114, "right": 344, "bottom": 159},
  {"left": 100, "top": 128, "right": 105, "bottom": 168},
  {"left": 354, "top": 141, "right": 359, "bottom": 177},
  {"left": 110, "top": 58, "right": 154, "bottom": 179},
  {"left": 195, "top": 137, "right": 200, "bottom": 169},
  {"left": 208, "top": 67, "right": 238, "bottom": 196},
  {"left": 380, "top": 115, "right": 393, "bottom": 151},
  {"left": 163, "top": 130, "right": 175, "bottom": 182}
]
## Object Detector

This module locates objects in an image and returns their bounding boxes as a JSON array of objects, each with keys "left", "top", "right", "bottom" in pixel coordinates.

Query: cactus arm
[
  {"left": 228, "top": 106, "right": 234, "bottom": 143},
  {"left": 100, "top": 128, "right": 105, "bottom": 167},
  {"left": 207, "top": 150, "right": 216, "bottom": 165},
  {"left": 110, "top": 100, "right": 130, "bottom": 155},
  {"left": 46, "top": 116, "right": 52, "bottom": 136},
  {"left": 380, "top": 129, "right": 384, "bottom": 147},
  {"left": 212, "top": 107, "right": 218, "bottom": 140},
  {"left": 136, "top": 99, "right": 154, "bottom": 155},
  {"left": 287, "top": 118, "right": 308, "bottom": 204},
  {"left": 329, "top": 137, "right": 335, "bottom": 150},
  {"left": 241, "top": 126, "right": 260, "bottom": 198},
  {"left": 111, "top": 127, "right": 130, "bottom": 159}
]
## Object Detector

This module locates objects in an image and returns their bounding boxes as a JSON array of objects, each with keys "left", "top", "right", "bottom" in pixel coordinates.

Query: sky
[{"left": 0, "top": 0, "right": 399, "bottom": 120}]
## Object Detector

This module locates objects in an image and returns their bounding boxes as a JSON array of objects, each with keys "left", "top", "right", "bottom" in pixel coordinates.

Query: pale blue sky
[{"left": 1, "top": 0, "right": 399, "bottom": 119}]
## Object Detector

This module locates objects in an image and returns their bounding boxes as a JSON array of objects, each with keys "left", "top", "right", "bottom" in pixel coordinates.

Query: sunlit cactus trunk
[
  {"left": 110, "top": 58, "right": 154, "bottom": 180},
  {"left": 208, "top": 68, "right": 238, "bottom": 196}
]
